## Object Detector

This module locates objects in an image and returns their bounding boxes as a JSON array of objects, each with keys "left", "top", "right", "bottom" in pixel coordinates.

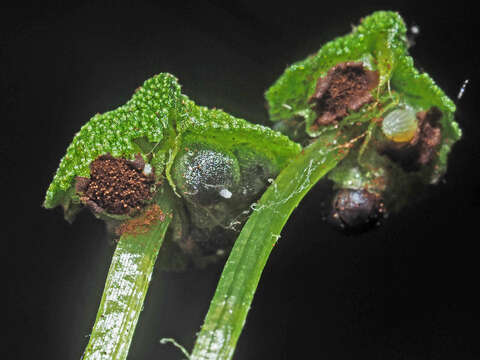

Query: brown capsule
[{"left": 328, "top": 189, "right": 385, "bottom": 233}]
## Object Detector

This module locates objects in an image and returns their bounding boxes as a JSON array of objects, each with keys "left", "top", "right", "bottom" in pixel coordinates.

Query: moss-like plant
[
  {"left": 190, "top": 11, "right": 460, "bottom": 359},
  {"left": 44, "top": 73, "right": 300, "bottom": 359},
  {"left": 44, "top": 10, "right": 460, "bottom": 360}
]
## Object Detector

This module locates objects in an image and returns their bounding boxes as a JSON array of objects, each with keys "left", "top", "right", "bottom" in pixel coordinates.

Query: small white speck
[
  {"left": 411, "top": 25, "right": 420, "bottom": 34},
  {"left": 457, "top": 79, "right": 469, "bottom": 100},
  {"left": 143, "top": 163, "right": 152, "bottom": 175},
  {"left": 219, "top": 188, "right": 232, "bottom": 199}
]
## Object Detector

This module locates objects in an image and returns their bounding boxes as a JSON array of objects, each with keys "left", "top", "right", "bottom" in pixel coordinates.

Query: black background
[{"left": 2, "top": 1, "right": 479, "bottom": 359}]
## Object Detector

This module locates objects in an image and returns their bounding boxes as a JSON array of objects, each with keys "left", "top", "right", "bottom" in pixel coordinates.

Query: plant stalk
[
  {"left": 190, "top": 138, "right": 348, "bottom": 360},
  {"left": 82, "top": 211, "right": 171, "bottom": 360}
]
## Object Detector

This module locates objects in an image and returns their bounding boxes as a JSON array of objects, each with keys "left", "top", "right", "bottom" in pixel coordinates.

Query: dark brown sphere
[{"left": 329, "top": 189, "right": 385, "bottom": 233}]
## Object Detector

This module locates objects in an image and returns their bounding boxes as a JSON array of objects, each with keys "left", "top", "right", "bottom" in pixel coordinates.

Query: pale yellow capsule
[{"left": 381, "top": 107, "right": 418, "bottom": 143}]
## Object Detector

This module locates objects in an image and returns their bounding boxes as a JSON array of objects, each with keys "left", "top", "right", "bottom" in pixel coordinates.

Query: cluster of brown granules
[
  {"left": 309, "top": 61, "right": 379, "bottom": 127},
  {"left": 414, "top": 107, "right": 442, "bottom": 166},
  {"left": 76, "top": 154, "right": 154, "bottom": 215},
  {"left": 115, "top": 204, "right": 167, "bottom": 236}
]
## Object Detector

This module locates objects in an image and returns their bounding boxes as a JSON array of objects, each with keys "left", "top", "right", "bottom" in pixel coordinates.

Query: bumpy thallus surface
[
  {"left": 44, "top": 73, "right": 301, "bottom": 214},
  {"left": 191, "top": 11, "right": 462, "bottom": 360},
  {"left": 266, "top": 11, "right": 461, "bottom": 181}
]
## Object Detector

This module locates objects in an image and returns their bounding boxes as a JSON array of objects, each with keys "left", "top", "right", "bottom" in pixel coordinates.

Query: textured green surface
[
  {"left": 45, "top": 11, "right": 462, "bottom": 360},
  {"left": 266, "top": 11, "right": 461, "bottom": 183},
  {"left": 44, "top": 74, "right": 180, "bottom": 210},
  {"left": 191, "top": 11, "right": 463, "bottom": 360},
  {"left": 44, "top": 73, "right": 301, "bottom": 214}
]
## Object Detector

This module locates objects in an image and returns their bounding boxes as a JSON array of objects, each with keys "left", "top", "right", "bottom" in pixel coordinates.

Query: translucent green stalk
[
  {"left": 190, "top": 137, "right": 349, "bottom": 360},
  {"left": 82, "top": 213, "right": 171, "bottom": 360},
  {"left": 191, "top": 11, "right": 461, "bottom": 359},
  {"left": 43, "top": 71, "right": 300, "bottom": 359}
]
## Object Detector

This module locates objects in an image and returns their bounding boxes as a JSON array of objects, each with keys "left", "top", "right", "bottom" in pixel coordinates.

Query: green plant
[
  {"left": 44, "top": 10, "right": 460, "bottom": 360},
  {"left": 44, "top": 73, "right": 300, "bottom": 359},
  {"left": 190, "top": 10, "right": 460, "bottom": 359}
]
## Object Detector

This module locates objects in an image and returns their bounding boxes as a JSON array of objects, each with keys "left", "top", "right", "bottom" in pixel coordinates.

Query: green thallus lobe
[
  {"left": 44, "top": 73, "right": 299, "bottom": 213},
  {"left": 44, "top": 72, "right": 301, "bottom": 267},
  {"left": 266, "top": 10, "right": 461, "bottom": 227},
  {"left": 44, "top": 9, "right": 461, "bottom": 360},
  {"left": 192, "top": 10, "right": 461, "bottom": 359},
  {"left": 44, "top": 72, "right": 300, "bottom": 359}
]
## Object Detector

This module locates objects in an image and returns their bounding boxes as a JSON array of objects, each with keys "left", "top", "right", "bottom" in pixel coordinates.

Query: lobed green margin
[
  {"left": 44, "top": 74, "right": 301, "bottom": 217},
  {"left": 265, "top": 10, "right": 460, "bottom": 181}
]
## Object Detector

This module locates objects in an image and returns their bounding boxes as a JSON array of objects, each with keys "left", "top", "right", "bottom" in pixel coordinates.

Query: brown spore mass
[
  {"left": 415, "top": 107, "right": 442, "bottom": 166},
  {"left": 116, "top": 204, "right": 166, "bottom": 236},
  {"left": 79, "top": 154, "right": 154, "bottom": 214},
  {"left": 309, "top": 62, "right": 379, "bottom": 126}
]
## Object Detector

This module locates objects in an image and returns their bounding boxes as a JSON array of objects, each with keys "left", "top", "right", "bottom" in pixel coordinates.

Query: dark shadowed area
[{"left": 2, "top": 1, "right": 479, "bottom": 359}]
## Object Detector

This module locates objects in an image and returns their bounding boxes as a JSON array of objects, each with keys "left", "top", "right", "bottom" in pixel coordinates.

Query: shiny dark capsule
[{"left": 328, "top": 189, "right": 385, "bottom": 232}]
